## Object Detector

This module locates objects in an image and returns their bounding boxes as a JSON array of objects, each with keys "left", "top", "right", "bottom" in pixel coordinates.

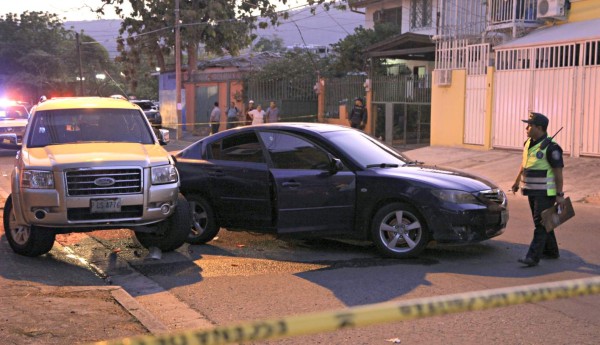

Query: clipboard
[{"left": 541, "top": 197, "right": 575, "bottom": 232}]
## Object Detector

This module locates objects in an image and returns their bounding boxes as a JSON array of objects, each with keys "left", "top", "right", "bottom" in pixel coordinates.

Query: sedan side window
[
  {"left": 259, "top": 132, "right": 331, "bottom": 170},
  {"left": 209, "top": 132, "right": 265, "bottom": 163}
]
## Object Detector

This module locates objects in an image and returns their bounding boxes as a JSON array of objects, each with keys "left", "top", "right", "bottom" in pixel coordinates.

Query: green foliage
[
  {"left": 95, "top": 0, "right": 347, "bottom": 92},
  {"left": 328, "top": 23, "right": 400, "bottom": 76},
  {"left": 254, "top": 36, "right": 285, "bottom": 53},
  {"left": 248, "top": 21, "right": 401, "bottom": 84},
  {"left": 0, "top": 11, "right": 119, "bottom": 101},
  {"left": 246, "top": 50, "right": 328, "bottom": 82}
]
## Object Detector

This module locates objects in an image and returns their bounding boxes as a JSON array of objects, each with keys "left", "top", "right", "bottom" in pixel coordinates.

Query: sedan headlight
[
  {"left": 431, "top": 189, "right": 480, "bottom": 204},
  {"left": 21, "top": 170, "right": 54, "bottom": 189},
  {"left": 151, "top": 165, "right": 178, "bottom": 185}
]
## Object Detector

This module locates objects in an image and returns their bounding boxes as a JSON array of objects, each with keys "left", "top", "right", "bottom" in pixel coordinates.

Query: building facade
[{"left": 432, "top": 0, "right": 600, "bottom": 157}]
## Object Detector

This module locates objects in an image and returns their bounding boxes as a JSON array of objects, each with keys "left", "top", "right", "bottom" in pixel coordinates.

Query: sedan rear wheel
[
  {"left": 371, "top": 202, "right": 429, "bottom": 258},
  {"left": 186, "top": 196, "right": 220, "bottom": 245}
]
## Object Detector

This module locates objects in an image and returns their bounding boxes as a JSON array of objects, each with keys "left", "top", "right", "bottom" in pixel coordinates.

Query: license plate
[
  {"left": 90, "top": 198, "right": 122, "bottom": 213},
  {"left": 500, "top": 210, "right": 508, "bottom": 225}
]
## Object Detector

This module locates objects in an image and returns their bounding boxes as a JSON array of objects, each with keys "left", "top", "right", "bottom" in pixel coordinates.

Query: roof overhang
[
  {"left": 349, "top": 0, "right": 383, "bottom": 9},
  {"left": 366, "top": 32, "right": 435, "bottom": 61},
  {"left": 495, "top": 18, "right": 600, "bottom": 50}
]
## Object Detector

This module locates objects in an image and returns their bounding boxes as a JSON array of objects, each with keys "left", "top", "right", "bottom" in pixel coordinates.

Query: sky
[{"left": 2, "top": 0, "right": 312, "bottom": 21}]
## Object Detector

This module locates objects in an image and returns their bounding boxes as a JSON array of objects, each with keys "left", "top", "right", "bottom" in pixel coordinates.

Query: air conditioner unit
[
  {"left": 537, "top": 0, "right": 566, "bottom": 19},
  {"left": 436, "top": 70, "right": 452, "bottom": 86}
]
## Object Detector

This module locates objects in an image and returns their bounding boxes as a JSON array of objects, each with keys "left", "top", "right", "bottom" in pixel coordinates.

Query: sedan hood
[
  {"left": 375, "top": 164, "right": 498, "bottom": 192},
  {"left": 23, "top": 143, "right": 170, "bottom": 170}
]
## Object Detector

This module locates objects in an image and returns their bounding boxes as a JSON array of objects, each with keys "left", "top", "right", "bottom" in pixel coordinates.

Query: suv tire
[
  {"left": 134, "top": 194, "right": 191, "bottom": 251},
  {"left": 4, "top": 195, "right": 56, "bottom": 257}
]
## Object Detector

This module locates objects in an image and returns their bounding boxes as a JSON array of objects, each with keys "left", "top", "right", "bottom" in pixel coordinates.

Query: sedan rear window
[{"left": 27, "top": 108, "right": 155, "bottom": 147}]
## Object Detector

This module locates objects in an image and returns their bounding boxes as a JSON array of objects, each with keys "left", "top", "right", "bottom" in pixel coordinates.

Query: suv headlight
[
  {"left": 431, "top": 189, "right": 480, "bottom": 204},
  {"left": 21, "top": 170, "right": 54, "bottom": 189},
  {"left": 151, "top": 165, "right": 178, "bottom": 184}
]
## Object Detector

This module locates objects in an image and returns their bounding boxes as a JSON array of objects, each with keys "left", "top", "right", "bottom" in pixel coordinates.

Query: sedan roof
[{"left": 238, "top": 122, "right": 354, "bottom": 134}]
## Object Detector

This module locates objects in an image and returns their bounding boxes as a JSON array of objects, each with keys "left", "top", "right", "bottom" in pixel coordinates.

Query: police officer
[{"left": 511, "top": 112, "right": 566, "bottom": 267}]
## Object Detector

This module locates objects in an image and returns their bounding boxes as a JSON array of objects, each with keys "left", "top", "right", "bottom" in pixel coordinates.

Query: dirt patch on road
[
  {"left": 581, "top": 193, "right": 600, "bottom": 205},
  {"left": 0, "top": 284, "right": 148, "bottom": 345}
]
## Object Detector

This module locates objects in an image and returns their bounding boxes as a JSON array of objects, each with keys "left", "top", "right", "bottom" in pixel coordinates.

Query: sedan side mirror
[
  {"left": 156, "top": 128, "right": 170, "bottom": 145},
  {"left": 329, "top": 157, "right": 344, "bottom": 175}
]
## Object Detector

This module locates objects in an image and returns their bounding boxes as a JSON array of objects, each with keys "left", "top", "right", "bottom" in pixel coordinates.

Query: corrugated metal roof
[{"left": 495, "top": 18, "right": 600, "bottom": 50}]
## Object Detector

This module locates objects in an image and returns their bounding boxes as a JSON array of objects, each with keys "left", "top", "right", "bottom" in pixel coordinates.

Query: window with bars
[
  {"left": 496, "top": 44, "right": 583, "bottom": 71},
  {"left": 410, "top": 0, "right": 432, "bottom": 30},
  {"left": 584, "top": 41, "right": 600, "bottom": 66},
  {"left": 373, "top": 7, "right": 402, "bottom": 28}
]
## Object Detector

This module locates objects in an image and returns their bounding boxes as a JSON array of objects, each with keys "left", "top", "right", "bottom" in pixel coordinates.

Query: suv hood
[
  {"left": 0, "top": 119, "right": 28, "bottom": 126},
  {"left": 23, "top": 143, "right": 171, "bottom": 169},
  {"left": 375, "top": 164, "right": 499, "bottom": 192}
]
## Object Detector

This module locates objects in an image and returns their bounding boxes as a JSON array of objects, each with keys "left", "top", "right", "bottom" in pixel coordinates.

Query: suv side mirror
[{"left": 157, "top": 128, "right": 170, "bottom": 145}]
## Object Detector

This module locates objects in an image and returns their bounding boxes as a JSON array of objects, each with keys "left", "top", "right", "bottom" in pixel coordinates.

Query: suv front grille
[{"left": 66, "top": 168, "right": 143, "bottom": 196}]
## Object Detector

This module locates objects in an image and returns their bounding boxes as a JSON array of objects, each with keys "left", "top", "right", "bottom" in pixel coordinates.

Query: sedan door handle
[{"left": 282, "top": 181, "right": 301, "bottom": 188}]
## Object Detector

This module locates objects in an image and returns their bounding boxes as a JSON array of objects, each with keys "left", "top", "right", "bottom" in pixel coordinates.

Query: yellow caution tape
[
  {"left": 163, "top": 114, "right": 318, "bottom": 127},
  {"left": 93, "top": 276, "right": 600, "bottom": 345}
]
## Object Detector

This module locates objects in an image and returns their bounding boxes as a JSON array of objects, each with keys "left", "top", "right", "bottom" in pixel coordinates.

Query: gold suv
[{"left": 1, "top": 97, "right": 190, "bottom": 256}]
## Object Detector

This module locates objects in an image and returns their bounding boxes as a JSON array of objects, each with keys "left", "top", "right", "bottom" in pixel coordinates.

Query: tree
[
  {"left": 328, "top": 23, "right": 400, "bottom": 76},
  {"left": 0, "top": 11, "right": 119, "bottom": 101},
  {"left": 253, "top": 36, "right": 285, "bottom": 53},
  {"left": 95, "top": 0, "right": 348, "bottom": 92}
]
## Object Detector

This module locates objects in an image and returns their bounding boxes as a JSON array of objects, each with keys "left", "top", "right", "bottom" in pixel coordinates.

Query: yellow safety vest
[{"left": 520, "top": 138, "right": 556, "bottom": 196}]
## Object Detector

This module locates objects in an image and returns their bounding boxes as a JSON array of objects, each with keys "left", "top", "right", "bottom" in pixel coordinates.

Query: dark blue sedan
[{"left": 174, "top": 123, "right": 508, "bottom": 258}]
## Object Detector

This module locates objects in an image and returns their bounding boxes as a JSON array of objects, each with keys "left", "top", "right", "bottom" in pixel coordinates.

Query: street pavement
[{"left": 0, "top": 131, "right": 599, "bottom": 344}]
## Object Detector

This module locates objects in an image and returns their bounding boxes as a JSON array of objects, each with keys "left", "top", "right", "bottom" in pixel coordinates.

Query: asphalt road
[{"left": 1, "top": 148, "right": 599, "bottom": 345}]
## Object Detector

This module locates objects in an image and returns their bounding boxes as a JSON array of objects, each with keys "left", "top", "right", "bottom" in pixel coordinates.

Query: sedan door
[{"left": 258, "top": 131, "right": 356, "bottom": 234}]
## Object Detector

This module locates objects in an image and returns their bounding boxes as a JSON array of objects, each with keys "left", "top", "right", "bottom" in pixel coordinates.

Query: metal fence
[
  {"left": 324, "top": 75, "right": 367, "bottom": 119},
  {"left": 372, "top": 74, "right": 431, "bottom": 103},
  {"left": 245, "top": 78, "right": 318, "bottom": 121}
]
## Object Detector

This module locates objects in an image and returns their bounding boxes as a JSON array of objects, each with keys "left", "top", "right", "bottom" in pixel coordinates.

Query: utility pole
[
  {"left": 175, "top": 0, "right": 182, "bottom": 139},
  {"left": 76, "top": 33, "right": 84, "bottom": 96}
]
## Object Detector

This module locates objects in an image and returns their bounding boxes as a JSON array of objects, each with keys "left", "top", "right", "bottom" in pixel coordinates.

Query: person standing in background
[
  {"left": 245, "top": 100, "right": 255, "bottom": 125},
  {"left": 226, "top": 101, "right": 240, "bottom": 129},
  {"left": 348, "top": 97, "right": 367, "bottom": 129},
  {"left": 209, "top": 102, "right": 221, "bottom": 134},
  {"left": 265, "top": 101, "right": 280, "bottom": 123},
  {"left": 248, "top": 105, "right": 265, "bottom": 125}
]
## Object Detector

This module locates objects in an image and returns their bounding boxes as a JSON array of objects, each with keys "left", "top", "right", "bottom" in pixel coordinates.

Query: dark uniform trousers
[{"left": 526, "top": 194, "right": 560, "bottom": 261}]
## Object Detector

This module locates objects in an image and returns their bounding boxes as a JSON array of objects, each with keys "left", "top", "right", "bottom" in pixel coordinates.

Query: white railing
[{"left": 489, "top": 0, "right": 538, "bottom": 25}]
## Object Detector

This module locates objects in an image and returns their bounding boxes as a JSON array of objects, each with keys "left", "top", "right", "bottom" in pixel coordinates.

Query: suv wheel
[
  {"left": 3, "top": 195, "right": 56, "bottom": 257},
  {"left": 134, "top": 194, "right": 191, "bottom": 251}
]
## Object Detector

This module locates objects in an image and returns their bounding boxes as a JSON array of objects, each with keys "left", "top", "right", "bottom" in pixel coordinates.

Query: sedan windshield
[
  {"left": 324, "top": 130, "right": 410, "bottom": 168},
  {"left": 27, "top": 108, "right": 155, "bottom": 147}
]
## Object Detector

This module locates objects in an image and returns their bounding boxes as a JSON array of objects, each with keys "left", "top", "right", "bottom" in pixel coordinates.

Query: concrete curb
[
  {"left": 52, "top": 241, "right": 170, "bottom": 335},
  {"left": 110, "top": 288, "right": 169, "bottom": 334}
]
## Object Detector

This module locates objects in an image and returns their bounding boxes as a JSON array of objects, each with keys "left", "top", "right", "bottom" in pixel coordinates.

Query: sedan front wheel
[{"left": 371, "top": 202, "right": 429, "bottom": 258}]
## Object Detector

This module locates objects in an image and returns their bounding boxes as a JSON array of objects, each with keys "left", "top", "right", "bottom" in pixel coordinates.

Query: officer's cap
[{"left": 522, "top": 112, "right": 549, "bottom": 127}]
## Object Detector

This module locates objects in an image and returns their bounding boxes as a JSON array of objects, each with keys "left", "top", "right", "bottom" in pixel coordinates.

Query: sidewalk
[{"left": 1, "top": 134, "right": 599, "bottom": 344}]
